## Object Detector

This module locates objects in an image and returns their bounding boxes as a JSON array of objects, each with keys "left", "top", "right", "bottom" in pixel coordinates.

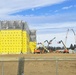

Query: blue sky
[
  {"left": 0, "top": 0, "right": 76, "bottom": 47},
  {"left": 11, "top": 0, "right": 76, "bottom": 16}
]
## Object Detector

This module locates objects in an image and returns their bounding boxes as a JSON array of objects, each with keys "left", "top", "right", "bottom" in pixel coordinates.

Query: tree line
[{"left": 37, "top": 44, "right": 76, "bottom": 51}]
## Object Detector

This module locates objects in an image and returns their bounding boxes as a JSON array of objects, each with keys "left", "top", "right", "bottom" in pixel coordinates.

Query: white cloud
[
  {"left": 31, "top": 22, "right": 76, "bottom": 30},
  {"left": 62, "top": 5, "right": 73, "bottom": 10},
  {"left": 1, "top": 12, "right": 75, "bottom": 23},
  {"left": 0, "top": 0, "right": 65, "bottom": 15},
  {"left": 0, "top": 13, "right": 76, "bottom": 30},
  {"left": 31, "top": 8, "right": 35, "bottom": 11},
  {"left": 36, "top": 22, "right": 76, "bottom": 47},
  {"left": 54, "top": 5, "right": 75, "bottom": 13}
]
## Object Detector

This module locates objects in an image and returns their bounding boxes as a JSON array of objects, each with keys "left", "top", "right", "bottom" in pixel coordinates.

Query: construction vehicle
[
  {"left": 34, "top": 42, "right": 43, "bottom": 54},
  {"left": 58, "top": 28, "right": 76, "bottom": 53},
  {"left": 34, "top": 49, "right": 41, "bottom": 54},
  {"left": 58, "top": 40, "right": 69, "bottom": 53},
  {"left": 34, "top": 37, "right": 56, "bottom": 54},
  {"left": 44, "top": 37, "right": 56, "bottom": 47},
  {"left": 34, "top": 42, "right": 49, "bottom": 54}
]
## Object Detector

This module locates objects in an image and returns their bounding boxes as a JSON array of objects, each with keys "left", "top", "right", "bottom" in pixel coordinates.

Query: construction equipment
[
  {"left": 34, "top": 37, "right": 56, "bottom": 54},
  {"left": 71, "top": 29, "right": 76, "bottom": 44},
  {"left": 58, "top": 40, "right": 69, "bottom": 53},
  {"left": 34, "top": 42, "right": 49, "bottom": 54},
  {"left": 34, "top": 43, "right": 42, "bottom": 54},
  {"left": 65, "top": 29, "right": 69, "bottom": 45},
  {"left": 34, "top": 49, "right": 41, "bottom": 54},
  {"left": 44, "top": 37, "right": 56, "bottom": 47},
  {"left": 65, "top": 29, "right": 76, "bottom": 45}
]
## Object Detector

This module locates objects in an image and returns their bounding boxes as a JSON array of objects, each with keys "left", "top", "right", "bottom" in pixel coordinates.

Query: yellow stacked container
[
  {"left": 0, "top": 30, "right": 22, "bottom": 54},
  {"left": 0, "top": 29, "right": 30, "bottom": 54},
  {"left": 0, "top": 30, "right": 2, "bottom": 54},
  {"left": 22, "top": 31, "right": 30, "bottom": 53},
  {"left": 0, "top": 20, "right": 36, "bottom": 54},
  {"left": 29, "top": 30, "right": 36, "bottom": 53},
  {"left": 29, "top": 42, "right": 36, "bottom": 53}
]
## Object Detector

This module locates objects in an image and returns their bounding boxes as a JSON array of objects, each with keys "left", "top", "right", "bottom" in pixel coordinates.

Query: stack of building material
[
  {"left": 0, "top": 20, "right": 30, "bottom": 54},
  {"left": 29, "top": 30, "right": 36, "bottom": 53},
  {"left": 30, "top": 30, "right": 36, "bottom": 41}
]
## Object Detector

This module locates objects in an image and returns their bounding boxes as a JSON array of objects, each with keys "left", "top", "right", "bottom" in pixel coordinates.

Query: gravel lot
[{"left": 0, "top": 53, "right": 76, "bottom": 75}]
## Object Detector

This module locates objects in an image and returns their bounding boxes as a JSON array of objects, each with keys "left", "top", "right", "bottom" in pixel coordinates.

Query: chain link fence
[{"left": 0, "top": 58, "right": 76, "bottom": 75}]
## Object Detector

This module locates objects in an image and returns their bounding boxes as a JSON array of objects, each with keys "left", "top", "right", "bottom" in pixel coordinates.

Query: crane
[
  {"left": 71, "top": 29, "right": 76, "bottom": 44},
  {"left": 65, "top": 29, "right": 69, "bottom": 45},
  {"left": 65, "top": 29, "right": 76, "bottom": 45}
]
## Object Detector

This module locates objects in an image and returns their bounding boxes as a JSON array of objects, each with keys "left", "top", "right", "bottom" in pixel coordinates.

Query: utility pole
[{"left": 17, "top": 57, "right": 25, "bottom": 75}]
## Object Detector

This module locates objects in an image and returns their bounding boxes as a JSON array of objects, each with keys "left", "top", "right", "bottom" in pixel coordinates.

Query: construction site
[{"left": 0, "top": 20, "right": 76, "bottom": 75}]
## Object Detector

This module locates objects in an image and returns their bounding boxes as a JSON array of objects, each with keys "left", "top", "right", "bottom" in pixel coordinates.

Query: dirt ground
[{"left": 0, "top": 53, "right": 76, "bottom": 75}]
